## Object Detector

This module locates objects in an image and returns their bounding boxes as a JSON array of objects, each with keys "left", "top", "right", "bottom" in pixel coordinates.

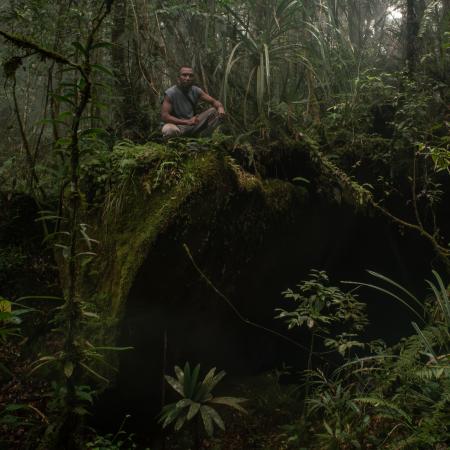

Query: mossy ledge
[{"left": 79, "top": 140, "right": 309, "bottom": 353}]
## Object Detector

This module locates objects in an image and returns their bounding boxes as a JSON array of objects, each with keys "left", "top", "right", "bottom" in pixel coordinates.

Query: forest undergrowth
[
  {"left": 1, "top": 73, "right": 449, "bottom": 449},
  {"left": 1, "top": 0, "right": 449, "bottom": 449}
]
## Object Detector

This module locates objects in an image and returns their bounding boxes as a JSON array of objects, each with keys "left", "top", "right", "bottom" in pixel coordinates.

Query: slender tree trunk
[
  {"left": 441, "top": 0, "right": 450, "bottom": 80},
  {"left": 406, "top": 0, "right": 420, "bottom": 74},
  {"left": 347, "top": 0, "right": 362, "bottom": 53},
  {"left": 111, "top": 0, "right": 132, "bottom": 134}
]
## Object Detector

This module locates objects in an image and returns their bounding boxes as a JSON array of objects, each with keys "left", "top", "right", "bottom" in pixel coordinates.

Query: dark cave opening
[{"left": 92, "top": 195, "right": 434, "bottom": 437}]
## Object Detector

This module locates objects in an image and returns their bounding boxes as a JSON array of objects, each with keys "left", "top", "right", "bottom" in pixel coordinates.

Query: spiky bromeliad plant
[{"left": 159, "top": 362, "right": 246, "bottom": 445}]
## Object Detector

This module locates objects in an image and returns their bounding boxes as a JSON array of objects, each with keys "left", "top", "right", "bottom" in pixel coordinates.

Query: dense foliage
[
  {"left": 0, "top": 0, "right": 449, "bottom": 449},
  {"left": 278, "top": 271, "right": 450, "bottom": 449}
]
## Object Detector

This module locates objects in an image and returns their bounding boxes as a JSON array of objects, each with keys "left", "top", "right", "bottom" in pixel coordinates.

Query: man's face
[{"left": 178, "top": 67, "right": 195, "bottom": 89}]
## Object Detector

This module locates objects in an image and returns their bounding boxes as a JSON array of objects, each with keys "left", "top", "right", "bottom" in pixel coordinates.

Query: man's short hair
[{"left": 179, "top": 65, "right": 194, "bottom": 73}]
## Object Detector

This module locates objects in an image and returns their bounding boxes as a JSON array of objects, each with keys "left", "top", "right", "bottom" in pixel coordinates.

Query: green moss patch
[{"left": 79, "top": 140, "right": 309, "bottom": 349}]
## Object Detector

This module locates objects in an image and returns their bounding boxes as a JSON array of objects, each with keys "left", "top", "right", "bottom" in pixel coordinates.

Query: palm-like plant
[
  {"left": 218, "top": 0, "right": 369, "bottom": 134},
  {"left": 159, "top": 362, "right": 246, "bottom": 443},
  {"left": 222, "top": 0, "right": 306, "bottom": 121}
]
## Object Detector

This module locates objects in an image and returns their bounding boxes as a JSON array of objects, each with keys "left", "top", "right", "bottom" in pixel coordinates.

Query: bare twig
[
  {"left": 183, "top": 244, "right": 335, "bottom": 366},
  {"left": 311, "top": 147, "right": 450, "bottom": 274}
]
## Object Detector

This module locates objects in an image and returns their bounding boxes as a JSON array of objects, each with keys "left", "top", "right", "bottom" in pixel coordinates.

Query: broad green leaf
[
  {"left": 430, "top": 270, "right": 450, "bottom": 320},
  {"left": 205, "top": 370, "right": 226, "bottom": 393},
  {"left": 91, "top": 64, "right": 114, "bottom": 77},
  {"left": 57, "top": 111, "right": 74, "bottom": 119},
  {"left": 165, "top": 375, "right": 184, "bottom": 396},
  {"left": 341, "top": 280, "right": 424, "bottom": 323},
  {"left": 200, "top": 405, "right": 214, "bottom": 436},
  {"left": 32, "top": 355, "right": 58, "bottom": 363},
  {"left": 80, "top": 362, "right": 109, "bottom": 383},
  {"left": 160, "top": 404, "right": 180, "bottom": 428},
  {"left": 37, "top": 118, "right": 68, "bottom": 127},
  {"left": 210, "top": 396, "right": 247, "bottom": 414},
  {"left": 203, "top": 405, "right": 225, "bottom": 431},
  {"left": 76, "top": 252, "right": 97, "bottom": 258},
  {"left": 55, "top": 137, "right": 71, "bottom": 147},
  {"left": 64, "top": 361, "right": 74, "bottom": 378},
  {"left": 2, "top": 404, "right": 28, "bottom": 412},
  {"left": 263, "top": 43, "right": 270, "bottom": 93},
  {"left": 367, "top": 270, "right": 423, "bottom": 311},
  {"left": 174, "top": 364, "right": 184, "bottom": 383},
  {"left": 323, "top": 420, "right": 333, "bottom": 435},
  {"left": 77, "top": 77, "right": 86, "bottom": 90},
  {"left": 29, "top": 356, "right": 57, "bottom": 374},
  {"left": 176, "top": 399, "right": 192, "bottom": 409},
  {"left": 188, "top": 364, "right": 201, "bottom": 398},
  {"left": 0, "top": 414, "right": 27, "bottom": 425},
  {"left": 411, "top": 322, "right": 437, "bottom": 359},
  {"left": 354, "top": 397, "right": 412, "bottom": 423},
  {"left": 76, "top": 389, "right": 93, "bottom": 404},
  {"left": 92, "top": 41, "right": 113, "bottom": 50},
  {"left": 223, "top": 42, "right": 242, "bottom": 109},
  {"left": 16, "top": 295, "right": 62, "bottom": 302},
  {"left": 71, "top": 41, "right": 87, "bottom": 55},
  {"left": 187, "top": 402, "right": 201, "bottom": 420},
  {"left": 82, "top": 311, "right": 99, "bottom": 319},
  {"left": 174, "top": 414, "right": 187, "bottom": 431},
  {"left": 203, "top": 367, "right": 216, "bottom": 385},
  {"left": 52, "top": 94, "right": 75, "bottom": 107},
  {"left": 192, "top": 381, "right": 210, "bottom": 403},
  {"left": 183, "top": 362, "right": 192, "bottom": 396},
  {"left": 79, "top": 128, "right": 105, "bottom": 138},
  {"left": 292, "top": 176, "right": 310, "bottom": 184}
]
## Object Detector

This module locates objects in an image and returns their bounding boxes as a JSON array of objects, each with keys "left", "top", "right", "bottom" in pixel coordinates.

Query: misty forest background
[{"left": 0, "top": 0, "right": 449, "bottom": 449}]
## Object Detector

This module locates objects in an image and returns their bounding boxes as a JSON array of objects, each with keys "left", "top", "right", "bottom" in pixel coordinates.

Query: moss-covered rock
[{"left": 80, "top": 140, "right": 309, "bottom": 356}]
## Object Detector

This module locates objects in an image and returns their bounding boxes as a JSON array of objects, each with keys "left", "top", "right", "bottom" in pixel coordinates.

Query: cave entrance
[{"left": 93, "top": 197, "right": 432, "bottom": 435}]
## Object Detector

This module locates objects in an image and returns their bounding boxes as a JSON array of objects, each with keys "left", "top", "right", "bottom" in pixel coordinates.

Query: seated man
[{"left": 161, "top": 66, "right": 225, "bottom": 138}]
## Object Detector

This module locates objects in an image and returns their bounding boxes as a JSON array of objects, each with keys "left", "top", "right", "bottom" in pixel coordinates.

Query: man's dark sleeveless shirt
[{"left": 164, "top": 85, "right": 202, "bottom": 120}]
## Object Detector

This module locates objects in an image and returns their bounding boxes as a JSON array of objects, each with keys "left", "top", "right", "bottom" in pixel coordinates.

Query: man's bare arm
[
  {"left": 161, "top": 96, "right": 199, "bottom": 126},
  {"left": 199, "top": 90, "right": 225, "bottom": 116}
]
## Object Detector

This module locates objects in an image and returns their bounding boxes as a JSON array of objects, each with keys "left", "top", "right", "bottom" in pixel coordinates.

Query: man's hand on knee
[{"left": 185, "top": 116, "right": 199, "bottom": 126}]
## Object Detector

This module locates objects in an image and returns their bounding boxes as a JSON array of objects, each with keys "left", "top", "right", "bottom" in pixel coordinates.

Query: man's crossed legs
[{"left": 162, "top": 108, "right": 221, "bottom": 138}]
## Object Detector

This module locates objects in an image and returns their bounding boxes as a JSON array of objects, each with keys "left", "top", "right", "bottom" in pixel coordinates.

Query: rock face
[
  {"left": 84, "top": 140, "right": 431, "bottom": 426},
  {"left": 83, "top": 141, "right": 314, "bottom": 422},
  {"left": 82, "top": 141, "right": 308, "bottom": 341},
  {"left": 81, "top": 144, "right": 305, "bottom": 363}
]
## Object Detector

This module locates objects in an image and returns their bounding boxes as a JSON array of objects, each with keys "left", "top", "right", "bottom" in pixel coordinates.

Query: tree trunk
[
  {"left": 441, "top": 0, "right": 450, "bottom": 80},
  {"left": 111, "top": 0, "right": 134, "bottom": 136},
  {"left": 405, "top": 0, "right": 420, "bottom": 74},
  {"left": 347, "top": 0, "right": 362, "bottom": 53}
]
